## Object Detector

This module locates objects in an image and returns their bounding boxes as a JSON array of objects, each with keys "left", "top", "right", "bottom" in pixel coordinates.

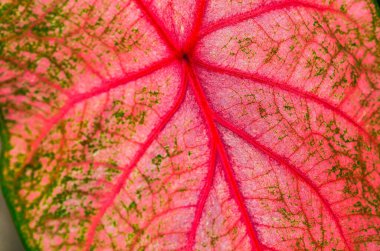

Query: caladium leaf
[{"left": 1, "top": 0, "right": 379, "bottom": 250}]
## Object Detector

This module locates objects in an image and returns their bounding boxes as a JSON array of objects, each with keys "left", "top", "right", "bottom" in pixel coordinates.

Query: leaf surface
[{"left": 0, "top": 0, "right": 379, "bottom": 250}]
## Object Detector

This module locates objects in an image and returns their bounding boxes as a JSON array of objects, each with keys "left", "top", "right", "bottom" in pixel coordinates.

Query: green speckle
[
  {"left": 113, "top": 109, "right": 125, "bottom": 119},
  {"left": 127, "top": 232, "right": 135, "bottom": 240},
  {"left": 340, "top": 4, "right": 347, "bottom": 13},
  {"left": 264, "top": 47, "right": 279, "bottom": 63},
  {"left": 284, "top": 105, "right": 293, "bottom": 110},
  {"left": 14, "top": 87, "right": 29, "bottom": 96},
  {"left": 278, "top": 207, "right": 297, "bottom": 225},
  {"left": 315, "top": 67, "right": 326, "bottom": 76},
  {"left": 152, "top": 154, "right": 163, "bottom": 170},
  {"left": 259, "top": 107, "right": 267, "bottom": 118},
  {"left": 54, "top": 207, "right": 68, "bottom": 218},
  {"left": 128, "top": 201, "right": 137, "bottom": 211}
]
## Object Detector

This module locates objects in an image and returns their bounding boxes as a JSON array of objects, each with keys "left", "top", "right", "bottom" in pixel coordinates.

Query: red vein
[
  {"left": 133, "top": 0, "right": 180, "bottom": 54},
  {"left": 0, "top": 56, "right": 70, "bottom": 96},
  {"left": 21, "top": 103, "right": 72, "bottom": 171},
  {"left": 199, "top": 0, "right": 360, "bottom": 39},
  {"left": 214, "top": 113, "right": 352, "bottom": 250},
  {"left": 84, "top": 62, "right": 188, "bottom": 251},
  {"left": 184, "top": 0, "right": 208, "bottom": 53},
  {"left": 187, "top": 140, "right": 216, "bottom": 250},
  {"left": 194, "top": 59, "right": 376, "bottom": 144},
  {"left": 186, "top": 63, "right": 262, "bottom": 251},
  {"left": 20, "top": 57, "right": 175, "bottom": 177},
  {"left": 70, "top": 56, "right": 175, "bottom": 102}
]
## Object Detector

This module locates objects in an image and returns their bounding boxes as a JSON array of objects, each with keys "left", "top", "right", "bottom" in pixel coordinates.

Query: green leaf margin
[{"left": 0, "top": 108, "right": 32, "bottom": 250}]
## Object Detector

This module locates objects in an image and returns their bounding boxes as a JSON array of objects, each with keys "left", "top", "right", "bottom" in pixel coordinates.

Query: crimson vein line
[
  {"left": 19, "top": 56, "right": 175, "bottom": 178},
  {"left": 214, "top": 113, "right": 352, "bottom": 250},
  {"left": 199, "top": 0, "right": 361, "bottom": 39},
  {"left": 84, "top": 65, "right": 188, "bottom": 250},
  {"left": 194, "top": 59, "right": 376, "bottom": 144},
  {"left": 133, "top": 0, "right": 179, "bottom": 53},
  {"left": 184, "top": 0, "right": 208, "bottom": 53},
  {"left": 187, "top": 140, "right": 216, "bottom": 249},
  {"left": 186, "top": 63, "right": 263, "bottom": 251}
]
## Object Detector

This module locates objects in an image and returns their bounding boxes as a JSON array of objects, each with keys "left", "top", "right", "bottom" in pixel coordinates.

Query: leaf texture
[{"left": 0, "top": 0, "right": 379, "bottom": 250}]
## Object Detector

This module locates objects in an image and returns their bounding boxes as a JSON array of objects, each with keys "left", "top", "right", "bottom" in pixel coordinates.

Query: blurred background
[{"left": 0, "top": 190, "right": 24, "bottom": 251}]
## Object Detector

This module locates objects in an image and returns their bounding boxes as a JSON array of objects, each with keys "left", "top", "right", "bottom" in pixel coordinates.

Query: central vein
[{"left": 185, "top": 61, "right": 263, "bottom": 251}]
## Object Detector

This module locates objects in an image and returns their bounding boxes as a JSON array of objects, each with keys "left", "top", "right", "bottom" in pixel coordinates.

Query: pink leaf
[{"left": 1, "top": 0, "right": 379, "bottom": 250}]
